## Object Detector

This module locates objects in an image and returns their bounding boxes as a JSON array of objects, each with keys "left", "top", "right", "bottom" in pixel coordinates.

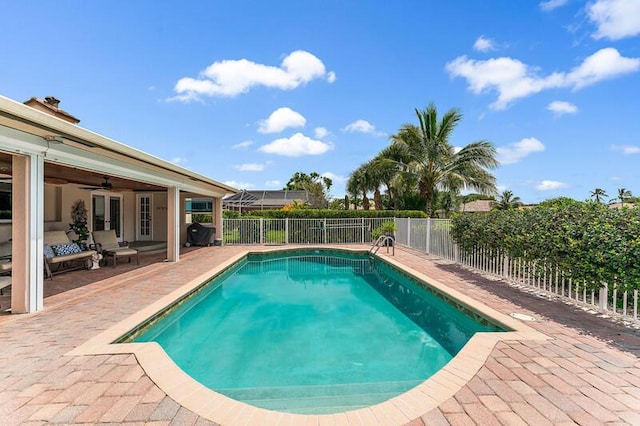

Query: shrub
[
  {"left": 238, "top": 209, "right": 427, "bottom": 219},
  {"left": 372, "top": 220, "right": 397, "bottom": 240},
  {"left": 451, "top": 201, "right": 640, "bottom": 291}
]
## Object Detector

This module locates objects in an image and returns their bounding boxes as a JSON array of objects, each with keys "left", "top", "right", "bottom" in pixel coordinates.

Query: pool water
[{"left": 131, "top": 250, "right": 502, "bottom": 414}]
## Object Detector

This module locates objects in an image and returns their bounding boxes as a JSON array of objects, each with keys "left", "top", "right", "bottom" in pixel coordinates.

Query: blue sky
[{"left": 2, "top": 0, "right": 639, "bottom": 204}]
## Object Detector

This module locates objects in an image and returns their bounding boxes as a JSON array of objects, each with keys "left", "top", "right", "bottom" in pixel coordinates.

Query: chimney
[
  {"left": 44, "top": 96, "right": 61, "bottom": 108},
  {"left": 23, "top": 96, "right": 81, "bottom": 124}
]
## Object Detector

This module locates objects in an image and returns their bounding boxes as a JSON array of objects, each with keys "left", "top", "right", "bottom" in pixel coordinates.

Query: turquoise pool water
[{"left": 130, "top": 249, "right": 503, "bottom": 414}]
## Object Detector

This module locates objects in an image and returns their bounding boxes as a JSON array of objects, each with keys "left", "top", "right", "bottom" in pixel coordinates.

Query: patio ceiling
[{"left": 0, "top": 151, "right": 165, "bottom": 191}]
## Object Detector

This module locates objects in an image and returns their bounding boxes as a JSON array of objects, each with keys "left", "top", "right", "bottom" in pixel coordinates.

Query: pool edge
[{"left": 68, "top": 246, "right": 551, "bottom": 425}]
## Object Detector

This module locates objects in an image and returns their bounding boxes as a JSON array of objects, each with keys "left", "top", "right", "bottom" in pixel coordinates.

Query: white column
[
  {"left": 12, "top": 154, "right": 44, "bottom": 313},
  {"left": 166, "top": 186, "right": 180, "bottom": 262},
  {"left": 214, "top": 197, "right": 222, "bottom": 239}
]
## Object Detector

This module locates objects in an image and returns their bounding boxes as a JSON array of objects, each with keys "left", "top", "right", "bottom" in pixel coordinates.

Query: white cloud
[
  {"left": 258, "top": 133, "right": 334, "bottom": 157},
  {"left": 224, "top": 180, "right": 254, "bottom": 189},
  {"left": 588, "top": 0, "right": 640, "bottom": 40},
  {"left": 539, "top": 0, "right": 569, "bottom": 12},
  {"left": 473, "top": 36, "right": 495, "bottom": 52},
  {"left": 170, "top": 157, "right": 187, "bottom": 164},
  {"left": 565, "top": 48, "right": 640, "bottom": 89},
  {"left": 611, "top": 144, "right": 640, "bottom": 154},
  {"left": 258, "top": 107, "right": 306, "bottom": 134},
  {"left": 497, "top": 137, "right": 545, "bottom": 165},
  {"left": 234, "top": 163, "right": 266, "bottom": 172},
  {"left": 446, "top": 48, "right": 640, "bottom": 109},
  {"left": 536, "top": 180, "right": 568, "bottom": 190},
  {"left": 547, "top": 101, "right": 578, "bottom": 115},
  {"left": 171, "top": 50, "right": 335, "bottom": 101},
  {"left": 321, "top": 172, "right": 347, "bottom": 184},
  {"left": 231, "top": 140, "right": 253, "bottom": 150},
  {"left": 315, "top": 127, "right": 329, "bottom": 139},
  {"left": 265, "top": 180, "right": 281, "bottom": 187},
  {"left": 343, "top": 119, "right": 385, "bottom": 136}
]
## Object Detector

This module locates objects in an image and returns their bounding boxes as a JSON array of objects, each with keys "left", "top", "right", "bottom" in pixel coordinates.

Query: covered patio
[{"left": 0, "top": 95, "right": 236, "bottom": 314}]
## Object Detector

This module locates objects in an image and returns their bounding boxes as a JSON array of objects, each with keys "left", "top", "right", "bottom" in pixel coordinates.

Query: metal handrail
[{"left": 369, "top": 235, "right": 395, "bottom": 256}]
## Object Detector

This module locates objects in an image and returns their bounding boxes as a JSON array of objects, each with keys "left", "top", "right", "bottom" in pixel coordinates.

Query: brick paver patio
[{"left": 0, "top": 245, "right": 638, "bottom": 425}]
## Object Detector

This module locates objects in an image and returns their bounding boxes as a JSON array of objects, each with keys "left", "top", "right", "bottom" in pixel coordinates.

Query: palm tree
[
  {"left": 616, "top": 187, "right": 632, "bottom": 206},
  {"left": 492, "top": 190, "right": 523, "bottom": 210},
  {"left": 371, "top": 144, "right": 410, "bottom": 210},
  {"left": 346, "top": 167, "right": 370, "bottom": 210},
  {"left": 434, "top": 191, "right": 460, "bottom": 217},
  {"left": 590, "top": 188, "right": 607, "bottom": 203},
  {"left": 360, "top": 160, "right": 385, "bottom": 210},
  {"left": 390, "top": 103, "right": 498, "bottom": 216}
]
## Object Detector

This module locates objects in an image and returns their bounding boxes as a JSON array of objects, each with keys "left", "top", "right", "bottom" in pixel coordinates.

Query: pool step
[{"left": 217, "top": 379, "right": 423, "bottom": 414}]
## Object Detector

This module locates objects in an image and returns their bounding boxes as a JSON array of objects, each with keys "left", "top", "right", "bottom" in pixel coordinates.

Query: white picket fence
[{"left": 395, "top": 218, "right": 639, "bottom": 324}]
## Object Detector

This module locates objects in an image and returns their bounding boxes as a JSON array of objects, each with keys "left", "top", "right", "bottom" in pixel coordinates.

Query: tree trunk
[
  {"left": 374, "top": 188, "right": 383, "bottom": 210},
  {"left": 419, "top": 179, "right": 434, "bottom": 217}
]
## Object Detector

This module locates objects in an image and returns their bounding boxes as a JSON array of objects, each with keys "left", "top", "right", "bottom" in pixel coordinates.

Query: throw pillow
[
  {"left": 51, "top": 243, "right": 82, "bottom": 257},
  {"left": 43, "top": 244, "right": 55, "bottom": 259}
]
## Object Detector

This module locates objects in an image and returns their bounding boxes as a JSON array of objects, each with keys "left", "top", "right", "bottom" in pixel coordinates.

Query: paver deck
[{"left": 0, "top": 245, "right": 638, "bottom": 425}]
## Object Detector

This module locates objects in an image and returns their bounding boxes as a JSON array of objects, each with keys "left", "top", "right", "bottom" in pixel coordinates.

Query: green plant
[
  {"left": 69, "top": 199, "right": 89, "bottom": 246},
  {"left": 239, "top": 209, "right": 427, "bottom": 219},
  {"left": 451, "top": 200, "right": 640, "bottom": 292},
  {"left": 192, "top": 213, "right": 213, "bottom": 223},
  {"left": 372, "top": 220, "right": 397, "bottom": 240}
]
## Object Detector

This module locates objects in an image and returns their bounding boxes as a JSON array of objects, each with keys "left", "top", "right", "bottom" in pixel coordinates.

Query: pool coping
[{"left": 68, "top": 246, "right": 550, "bottom": 425}]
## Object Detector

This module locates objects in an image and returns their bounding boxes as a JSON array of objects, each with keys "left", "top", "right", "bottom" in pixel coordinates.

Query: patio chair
[
  {"left": 0, "top": 240, "right": 10, "bottom": 294},
  {"left": 91, "top": 230, "right": 139, "bottom": 268}
]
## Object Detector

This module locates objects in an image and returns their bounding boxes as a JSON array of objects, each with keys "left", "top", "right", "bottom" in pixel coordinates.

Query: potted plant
[
  {"left": 372, "top": 220, "right": 397, "bottom": 246},
  {"left": 69, "top": 199, "right": 90, "bottom": 249}
]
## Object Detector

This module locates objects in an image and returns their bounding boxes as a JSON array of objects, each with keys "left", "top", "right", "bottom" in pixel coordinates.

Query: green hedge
[
  {"left": 451, "top": 198, "right": 640, "bottom": 291},
  {"left": 234, "top": 209, "right": 428, "bottom": 219}
]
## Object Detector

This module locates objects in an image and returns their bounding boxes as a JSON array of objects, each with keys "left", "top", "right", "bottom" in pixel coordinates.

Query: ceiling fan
[{"left": 79, "top": 176, "right": 130, "bottom": 192}]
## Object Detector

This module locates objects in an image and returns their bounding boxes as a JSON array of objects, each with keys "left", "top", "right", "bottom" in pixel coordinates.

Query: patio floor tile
[{"left": 0, "top": 245, "right": 638, "bottom": 425}]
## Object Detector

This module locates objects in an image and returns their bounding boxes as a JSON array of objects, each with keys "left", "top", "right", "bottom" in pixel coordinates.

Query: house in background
[
  {"left": 0, "top": 94, "right": 237, "bottom": 313},
  {"left": 223, "top": 189, "right": 309, "bottom": 212},
  {"left": 459, "top": 199, "right": 494, "bottom": 212}
]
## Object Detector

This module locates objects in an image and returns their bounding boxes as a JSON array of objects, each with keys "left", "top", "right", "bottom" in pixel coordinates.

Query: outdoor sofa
[{"left": 43, "top": 231, "right": 96, "bottom": 279}]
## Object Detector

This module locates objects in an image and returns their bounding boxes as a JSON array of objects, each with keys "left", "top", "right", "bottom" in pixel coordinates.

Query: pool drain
[{"left": 509, "top": 312, "right": 536, "bottom": 321}]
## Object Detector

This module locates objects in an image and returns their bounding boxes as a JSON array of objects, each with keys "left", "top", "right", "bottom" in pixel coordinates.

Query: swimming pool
[{"left": 124, "top": 249, "right": 503, "bottom": 414}]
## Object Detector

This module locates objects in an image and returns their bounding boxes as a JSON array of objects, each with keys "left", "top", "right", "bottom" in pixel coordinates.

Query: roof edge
[{"left": 0, "top": 94, "right": 238, "bottom": 194}]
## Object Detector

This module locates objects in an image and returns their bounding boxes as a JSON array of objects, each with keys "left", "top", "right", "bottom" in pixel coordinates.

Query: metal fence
[
  {"left": 397, "top": 218, "right": 639, "bottom": 324},
  {"left": 222, "top": 216, "right": 639, "bottom": 324},
  {"left": 394, "top": 218, "right": 457, "bottom": 260},
  {"left": 223, "top": 218, "right": 391, "bottom": 245}
]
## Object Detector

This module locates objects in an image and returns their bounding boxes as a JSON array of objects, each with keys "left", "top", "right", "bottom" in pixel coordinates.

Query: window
[
  {"left": 0, "top": 183, "right": 10, "bottom": 221},
  {"left": 185, "top": 198, "right": 213, "bottom": 223}
]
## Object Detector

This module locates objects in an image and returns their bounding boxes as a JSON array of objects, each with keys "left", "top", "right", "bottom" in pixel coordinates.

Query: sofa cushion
[
  {"left": 52, "top": 243, "right": 82, "bottom": 257},
  {"left": 47, "top": 249, "right": 96, "bottom": 265},
  {"left": 0, "top": 241, "right": 11, "bottom": 258},
  {"left": 44, "top": 231, "right": 73, "bottom": 246},
  {"left": 43, "top": 244, "right": 55, "bottom": 259}
]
